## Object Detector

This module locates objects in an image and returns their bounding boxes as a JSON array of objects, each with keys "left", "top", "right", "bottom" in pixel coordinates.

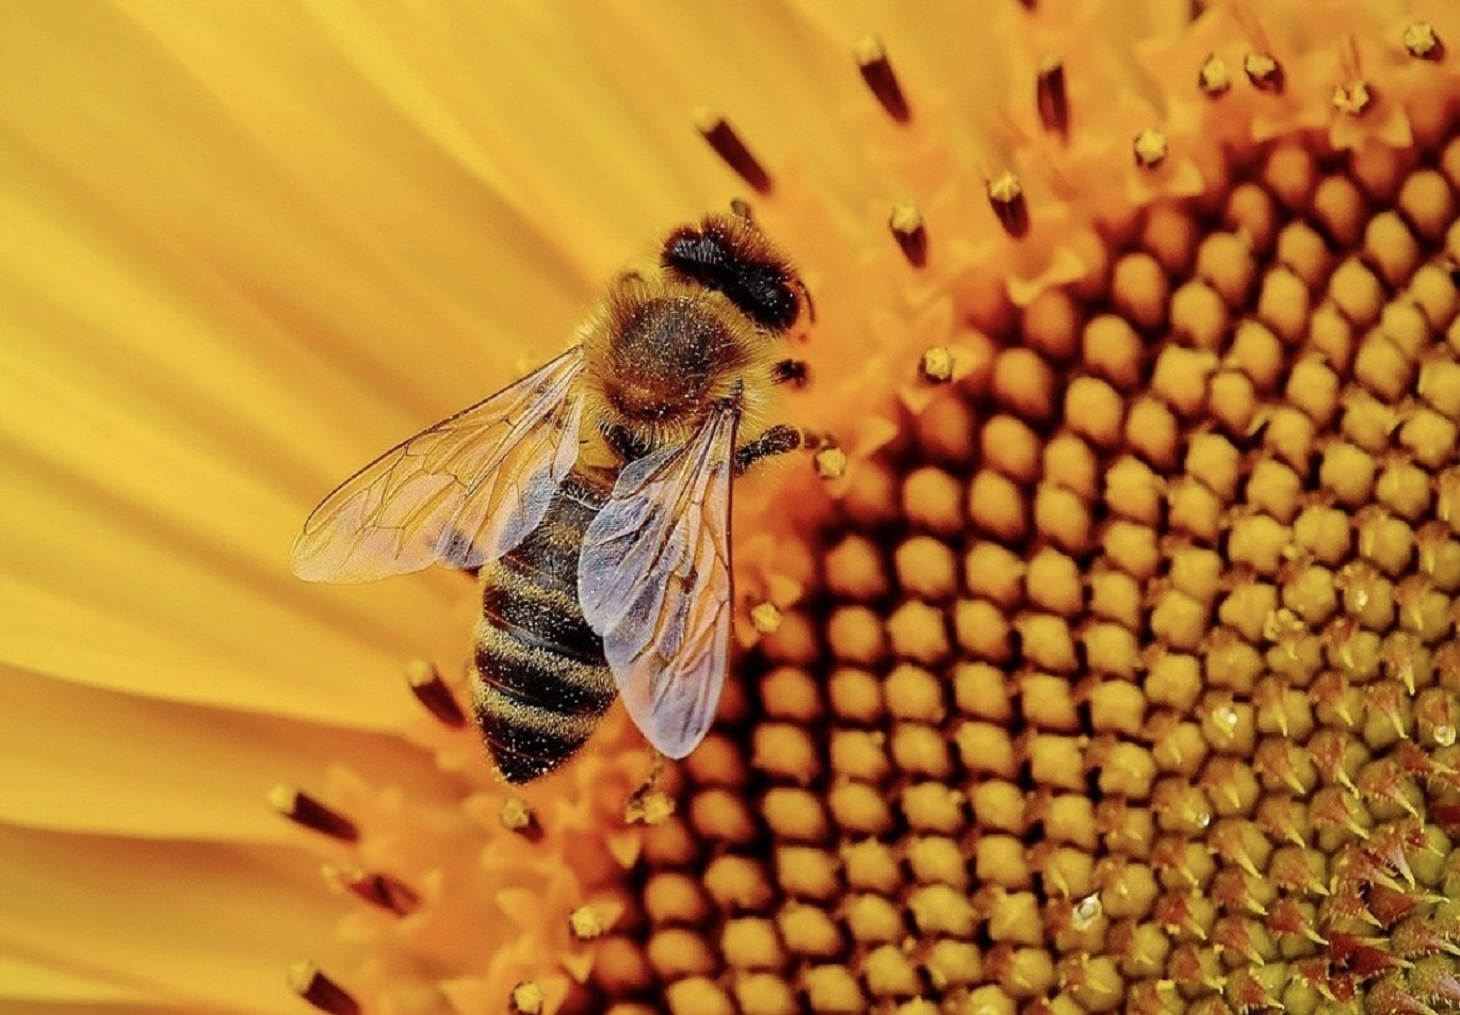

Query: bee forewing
[
  {"left": 578, "top": 409, "right": 737, "bottom": 758},
  {"left": 291, "top": 347, "right": 584, "bottom": 583}
]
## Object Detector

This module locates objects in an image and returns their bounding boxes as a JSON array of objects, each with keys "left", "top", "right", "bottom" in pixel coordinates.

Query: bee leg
[
  {"left": 794, "top": 279, "right": 816, "bottom": 324},
  {"left": 735, "top": 424, "right": 802, "bottom": 475},
  {"left": 604, "top": 423, "right": 652, "bottom": 463},
  {"left": 772, "top": 358, "right": 810, "bottom": 387}
]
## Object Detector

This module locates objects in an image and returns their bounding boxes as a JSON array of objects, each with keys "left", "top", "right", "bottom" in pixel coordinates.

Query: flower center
[{"left": 280, "top": 12, "right": 1460, "bottom": 1015}]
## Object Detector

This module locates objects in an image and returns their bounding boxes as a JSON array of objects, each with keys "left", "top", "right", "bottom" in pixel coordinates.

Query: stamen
[
  {"left": 987, "top": 171, "right": 1030, "bottom": 238},
  {"left": 510, "top": 981, "right": 547, "bottom": 1015},
  {"left": 326, "top": 865, "right": 421, "bottom": 915},
  {"left": 288, "top": 961, "right": 361, "bottom": 1015},
  {"left": 814, "top": 444, "right": 849, "bottom": 481},
  {"left": 625, "top": 760, "right": 675, "bottom": 826},
  {"left": 1199, "top": 54, "right": 1231, "bottom": 96},
  {"left": 268, "top": 784, "right": 358, "bottom": 842},
  {"left": 1133, "top": 129, "right": 1169, "bottom": 169},
  {"left": 499, "top": 796, "right": 544, "bottom": 841},
  {"left": 888, "top": 203, "right": 928, "bottom": 267},
  {"left": 1332, "top": 80, "right": 1371, "bottom": 117},
  {"left": 1404, "top": 22, "right": 1444, "bottom": 60},
  {"left": 695, "top": 109, "right": 772, "bottom": 193},
  {"left": 624, "top": 787, "right": 676, "bottom": 825},
  {"left": 1036, "top": 56, "right": 1069, "bottom": 138},
  {"left": 750, "top": 601, "right": 783, "bottom": 634},
  {"left": 1243, "top": 52, "right": 1284, "bottom": 92},
  {"left": 854, "top": 36, "right": 911, "bottom": 123},
  {"left": 569, "top": 903, "right": 610, "bottom": 941},
  {"left": 920, "top": 346, "right": 954, "bottom": 383},
  {"left": 404, "top": 658, "right": 465, "bottom": 728}
]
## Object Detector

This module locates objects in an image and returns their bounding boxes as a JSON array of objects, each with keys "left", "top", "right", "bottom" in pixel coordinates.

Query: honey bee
[{"left": 292, "top": 210, "right": 810, "bottom": 782}]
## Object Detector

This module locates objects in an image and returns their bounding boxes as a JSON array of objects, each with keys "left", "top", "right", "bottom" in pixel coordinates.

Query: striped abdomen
[{"left": 470, "top": 468, "right": 617, "bottom": 783}]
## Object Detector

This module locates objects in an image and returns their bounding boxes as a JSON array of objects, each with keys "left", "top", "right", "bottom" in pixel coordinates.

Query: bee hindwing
[
  {"left": 292, "top": 347, "right": 584, "bottom": 583},
  {"left": 577, "top": 409, "right": 737, "bottom": 758}
]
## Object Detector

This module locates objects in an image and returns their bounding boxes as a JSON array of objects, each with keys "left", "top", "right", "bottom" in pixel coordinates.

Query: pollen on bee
[{"left": 288, "top": 961, "right": 360, "bottom": 1015}]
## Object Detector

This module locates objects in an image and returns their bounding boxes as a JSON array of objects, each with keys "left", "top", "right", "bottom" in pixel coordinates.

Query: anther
[
  {"left": 695, "top": 110, "right": 772, "bottom": 193},
  {"left": 920, "top": 346, "right": 954, "bottom": 383},
  {"left": 987, "top": 171, "right": 1030, "bottom": 238},
  {"left": 1243, "top": 52, "right": 1284, "bottom": 92},
  {"left": 289, "top": 961, "right": 361, "bottom": 1015},
  {"left": 326, "top": 865, "right": 420, "bottom": 915},
  {"left": 750, "top": 601, "right": 783, "bottom": 634},
  {"left": 1199, "top": 54, "right": 1231, "bottom": 96},
  {"left": 404, "top": 659, "right": 465, "bottom": 728},
  {"left": 1036, "top": 56, "right": 1069, "bottom": 138},
  {"left": 510, "top": 981, "right": 547, "bottom": 1015},
  {"left": 889, "top": 203, "right": 928, "bottom": 267},
  {"left": 625, "top": 760, "right": 674, "bottom": 826},
  {"left": 1404, "top": 22, "right": 1443, "bottom": 60},
  {"left": 1332, "top": 80, "right": 1371, "bottom": 117},
  {"left": 268, "top": 785, "right": 358, "bottom": 842},
  {"left": 855, "top": 36, "right": 910, "bottom": 123},
  {"left": 570, "top": 903, "right": 610, "bottom": 941},
  {"left": 814, "top": 444, "right": 849, "bottom": 481},
  {"left": 499, "top": 796, "right": 544, "bottom": 841},
  {"left": 624, "top": 788, "right": 676, "bottom": 825},
  {"left": 1133, "top": 130, "right": 1168, "bottom": 169}
]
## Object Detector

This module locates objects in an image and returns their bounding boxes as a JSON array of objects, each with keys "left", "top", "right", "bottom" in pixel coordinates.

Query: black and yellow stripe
[{"left": 471, "top": 470, "right": 616, "bottom": 783}]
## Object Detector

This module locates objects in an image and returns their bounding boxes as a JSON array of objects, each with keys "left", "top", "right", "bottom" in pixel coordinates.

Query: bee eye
[{"left": 662, "top": 228, "right": 799, "bottom": 333}]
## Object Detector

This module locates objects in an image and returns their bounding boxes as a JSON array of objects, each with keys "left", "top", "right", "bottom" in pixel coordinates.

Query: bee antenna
[{"left": 795, "top": 277, "right": 817, "bottom": 325}]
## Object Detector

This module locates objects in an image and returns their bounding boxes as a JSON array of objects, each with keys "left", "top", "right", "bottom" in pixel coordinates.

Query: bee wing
[
  {"left": 578, "top": 408, "right": 737, "bottom": 758},
  {"left": 291, "top": 347, "right": 584, "bottom": 583}
]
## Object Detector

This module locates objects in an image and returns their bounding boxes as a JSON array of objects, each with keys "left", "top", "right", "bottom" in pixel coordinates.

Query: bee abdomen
[
  {"left": 471, "top": 621, "right": 614, "bottom": 783},
  {"left": 471, "top": 470, "right": 616, "bottom": 784}
]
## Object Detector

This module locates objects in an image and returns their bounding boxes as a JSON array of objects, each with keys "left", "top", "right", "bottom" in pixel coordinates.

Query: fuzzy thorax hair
[{"left": 577, "top": 273, "right": 782, "bottom": 462}]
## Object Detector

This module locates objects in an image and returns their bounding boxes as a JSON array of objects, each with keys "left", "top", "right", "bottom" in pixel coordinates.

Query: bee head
[{"left": 660, "top": 213, "right": 807, "bottom": 335}]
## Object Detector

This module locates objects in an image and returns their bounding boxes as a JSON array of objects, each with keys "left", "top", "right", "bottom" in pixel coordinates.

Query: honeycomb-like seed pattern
[{"left": 589, "top": 119, "right": 1460, "bottom": 1015}]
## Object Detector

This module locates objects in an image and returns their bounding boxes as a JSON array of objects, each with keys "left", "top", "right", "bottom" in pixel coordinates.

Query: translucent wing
[
  {"left": 578, "top": 409, "right": 737, "bottom": 758},
  {"left": 292, "top": 347, "right": 584, "bottom": 583}
]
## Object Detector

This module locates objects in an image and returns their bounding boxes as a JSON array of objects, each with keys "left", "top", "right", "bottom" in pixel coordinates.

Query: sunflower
[{"left": 4, "top": 1, "right": 1460, "bottom": 1014}]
